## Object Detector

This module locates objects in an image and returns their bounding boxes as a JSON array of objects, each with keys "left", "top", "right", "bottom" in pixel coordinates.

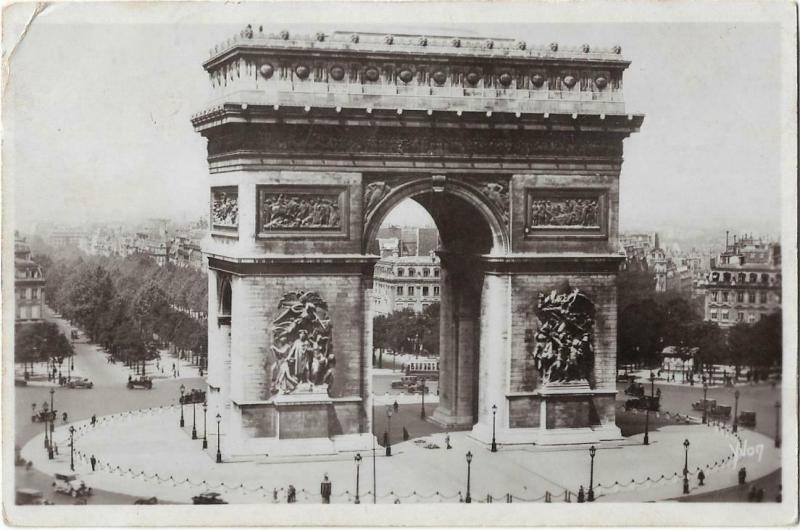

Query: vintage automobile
[
  {"left": 390, "top": 376, "right": 420, "bottom": 390},
  {"left": 134, "top": 496, "right": 159, "bottom": 505},
  {"left": 180, "top": 388, "right": 206, "bottom": 405},
  {"left": 624, "top": 382, "right": 646, "bottom": 398},
  {"left": 407, "top": 381, "right": 430, "bottom": 394},
  {"left": 708, "top": 404, "right": 732, "bottom": 420},
  {"left": 70, "top": 330, "right": 79, "bottom": 340},
  {"left": 16, "top": 488, "right": 49, "bottom": 505},
  {"left": 31, "top": 409, "right": 57, "bottom": 423},
  {"left": 691, "top": 398, "right": 717, "bottom": 411},
  {"left": 192, "top": 491, "right": 227, "bottom": 504},
  {"left": 738, "top": 411, "right": 757, "bottom": 428},
  {"left": 66, "top": 378, "right": 94, "bottom": 389},
  {"left": 127, "top": 377, "right": 153, "bottom": 390},
  {"left": 52, "top": 473, "right": 93, "bottom": 498},
  {"left": 624, "top": 395, "right": 660, "bottom": 412}
]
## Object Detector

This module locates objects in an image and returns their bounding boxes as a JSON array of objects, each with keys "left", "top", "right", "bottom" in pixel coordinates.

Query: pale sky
[{"left": 3, "top": 2, "right": 791, "bottom": 237}]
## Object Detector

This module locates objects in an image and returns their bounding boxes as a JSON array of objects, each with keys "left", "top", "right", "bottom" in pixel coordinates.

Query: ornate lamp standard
[
  {"left": 202, "top": 401, "right": 208, "bottom": 449},
  {"left": 465, "top": 451, "right": 473, "bottom": 503},
  {"left": 491, "top": 404, "right": 498, "bottom": 453},
  {"left": 69, "top": 426, "right": 75, "bottom": 471},
  {"left": 644, "top": 371, "right": 654, "bottom": 445},
  {"left": 682, "top": 439, "right": 690, "bottom": 494},
  {"left": 588, "top": 445, "right": 596, "bottom": 502},
  {"left": 215, "top": 413, "right": 222, "bottom": 463},
  {"left": 420, "top": 377, "right": 426, "bottom": 419},
  {"left": 42, "top": 402, "right": 51, "bottom": 454},
  {"left": 49, "top": 388, "right": 55, "bottom": 440},
  {"left": 774, "top": 401, "right": 781, "bottom": 448},
  {"left": 385, "top": 407, "right": 393, "bottom": 457},
  {"left": 191, "top": 399, "right": 198, "bottom": 440},
  {"left": 701, "top": 376, "right": 709, "bottom": 424},
  {"left": 354, "top": 453, "right": 362, "bottom": 504},
  {"left": 179, "top": 384, "right": 185, "bottom": 428},
  {"left": 733, "top": 390, "right": 740, "bottom": 433}
]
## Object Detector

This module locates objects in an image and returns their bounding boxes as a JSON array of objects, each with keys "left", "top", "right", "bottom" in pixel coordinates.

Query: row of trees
[
  {"left": 617, "top": 267, "right": 782, "bottom": 374},
  {"left": 38, "top": 249, "right": 208, "bottom": 373},
  {"left": 15, "top": 321, "right": 74, "bottom": 375},
  {"left": 373, "top": 304, "right": 440, "bottom": 354}
]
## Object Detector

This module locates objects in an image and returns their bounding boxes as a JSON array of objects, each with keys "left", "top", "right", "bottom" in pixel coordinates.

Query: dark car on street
[
  {"left": 180, "top": 389, "right": 206, "bottom": 405},
  {"left": 127, "top": 377, "right": 153, "bottom": 390},
  {"left": 66, "top": 378, "right": 94, "bottom": 389},
  {"left": 192, "top": 491, "right": 227, "bottom": 504}
]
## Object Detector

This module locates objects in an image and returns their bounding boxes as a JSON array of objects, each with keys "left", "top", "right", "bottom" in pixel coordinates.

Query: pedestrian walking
[
  {"left": 128, "top": 375, "right": 132, "bottom": 383},
  {"left": 287, "top": 485, "right": 296, "bottom": 503},
  {"left": 697, "top": 470, "right": 705, "bottom": 486},
  {"left": 90, "top": 455, "right": 97, "bottom": 471},
  {"left": 445, "top": 433, "right": 451, "bottom": 449},
  {"left": 62, "top": 412, "right": 68, "bottom": 423},
  {"left": 403, "top": 427, "right": 410, "bottom": 441},
  {"left": 53, "top": 443, "right": 59, "bottom": 456},
  {"left": 738, "top": 467, "right": 747, "bottom": 485},
  {"left": 273, "top": 488, "right": 279, "bottom": 503},
  {"left": 393, "top": 401, "right": 399, "bottom": 413},
  {"left": 320, "top": 473, "right": 332, "bottom": 504},
  {"left": 91, "top": 414, "right": 97, "bottom": 427},
  {"left": 577, "top": 486, "right": 585, "bottom": 503}
]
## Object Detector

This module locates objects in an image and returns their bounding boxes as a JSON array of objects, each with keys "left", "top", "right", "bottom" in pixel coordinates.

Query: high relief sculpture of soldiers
[{"left": 269, "top": 291, "right": 334, "bottom": 395}]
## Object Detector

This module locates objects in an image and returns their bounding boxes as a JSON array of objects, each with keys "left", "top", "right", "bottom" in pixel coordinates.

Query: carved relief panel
[
  {"left": 210, "top": 186, "right": 239, "bottom": 234},
  {"left": 256, "top": 185, "right": 349, "bottom": 238},
  {"left": 524, "top": 188, "right": 608, "bottom": 239}
]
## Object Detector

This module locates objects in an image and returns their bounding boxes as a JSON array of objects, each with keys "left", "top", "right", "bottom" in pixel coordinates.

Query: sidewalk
[{"left": 22, "top": 406, "right": 778, "bottom": 505}]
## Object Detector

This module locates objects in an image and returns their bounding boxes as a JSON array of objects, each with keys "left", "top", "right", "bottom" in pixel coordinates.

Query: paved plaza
[{"left": 22, "top": 404, "right": 779, "bottom": 504}]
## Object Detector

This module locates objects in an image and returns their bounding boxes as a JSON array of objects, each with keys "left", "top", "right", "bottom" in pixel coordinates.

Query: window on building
[
  {"left": 760, "top": 273, "right": 768, "bottom": 283},
  {"left": 737, "top": 312, "right": 744, "bottom": 321},
  {"left": 409, "top": 268, "right": 416, "bottom": 277},
  {"left": 747, "top": 313, "right": 756, "bottom": 323},
  {"left": 749, "top": 273, "right": 757, "bottom": 283},
  {"left": 760, "top": 292, "right": 767, "bottom": 304},
  {"left": 422, "top": 303, "right": 429, "bottom": 311},
  {"left": 710, "top": 310, "right": 718, "bottom": 320},
  {"left": 397, "top": 268, "right": 404, "bottom": 277},
  {"left": 433, "top": 286, "right": 440, "bottom": 296},
  {"left": 736, "top": 292, "right": 744, "bottom": 303},
  {"left": 433, "top": 268, "right": 440, "bottom": 277},
  {"left": 408, "top": 286, "right": 415, "bottom": 296},
  {"left": 748, "top": 291, "right": 755, "bottom": 303},
  {"left": 422, "top": 286, "right": 429, "bottom": 296},
  {"left": 423, "top": 268, "right": 430, "bottom": 277},
  {"left": 711, "top": 291, "right": 718, "bottom": 302},
  {"left": 722, "top": 292, "right": 728, "bottom": 302},
  {"left": 25, "top": 287, "right": 32, "bottom": 300},
  {"left": 737, "top": 273, "right": 746, "bottom": 283},
  {"left": 396, "top": 286, "right": 403, "bottom": 295},
  {"left": 722, "top": 310, "right": 729, "bottom": 321}
]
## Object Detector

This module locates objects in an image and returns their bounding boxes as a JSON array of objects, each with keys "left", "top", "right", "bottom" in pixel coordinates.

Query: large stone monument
[{"left": 192, "top": 28, "right": 643, "bottom": 457}]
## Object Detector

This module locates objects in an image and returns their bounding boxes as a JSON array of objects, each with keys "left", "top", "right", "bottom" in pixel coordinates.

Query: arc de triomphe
[{"left": 192, "top": 28, "right": 643, "bottom": 457}]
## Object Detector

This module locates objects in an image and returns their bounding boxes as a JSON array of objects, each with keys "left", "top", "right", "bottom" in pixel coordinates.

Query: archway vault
[{"left": 362, "top": 175, "right": 511, "bottom": 256}]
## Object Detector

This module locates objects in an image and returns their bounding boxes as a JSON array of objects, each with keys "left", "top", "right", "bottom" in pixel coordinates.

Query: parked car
[
  {"left": 624, "top": 382, "right": 646, "bottom": 398},
  {"left": 66, "top": 378, "right": 94, "bottom": 389},
  {"left": 738, "top": 411, "right": 756, "bottom": 428},
  {"left": 32, "top": 410, "right": 57, "bottom": 423},
  {"left": 192, "top": 491, "right": 227, "bottom": 504},
  {"left": 708, "top": 404, "right": 732, "bottom": 420},
  {"left": 16, "top": 488, "right": 48, "bottom": 505},
  {"left": 691, "top": 398, "right": 717, "bottom": 411},
  {"left": 624, "top": 395, "right": 660, "bottom": 412},
  {"left": 52, "top": 473, "right": 92, "bottom": 498},
  {"left": 127, "top": 377, "right": 153, "bottom": 390},
  {"left": 180, "top": 389, "right": 206, "bottom": 405},
  {"left": 134, "top": 496, "right": 159, "bottom": 505}
]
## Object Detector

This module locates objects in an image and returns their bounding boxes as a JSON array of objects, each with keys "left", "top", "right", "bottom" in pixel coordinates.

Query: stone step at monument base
[
  {"left": 226, "top": 433, "right": 377, "bottom": 460},
  {"left": 469, "top": 424, "right": 624, "bottom": 448}
]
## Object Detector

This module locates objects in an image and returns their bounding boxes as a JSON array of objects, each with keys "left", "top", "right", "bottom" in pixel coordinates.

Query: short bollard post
[
  {"left": 486, "top": 494, "right": 492, "bottom": 503},
  {"left": 545, "top": 491, "right": 551, "bottom": 503},
  {"left": 506, "top": 493, "right": 512, "bottom": 503},
  {"left": 565, "top": 490, "right": 571, "bottom": 502}
]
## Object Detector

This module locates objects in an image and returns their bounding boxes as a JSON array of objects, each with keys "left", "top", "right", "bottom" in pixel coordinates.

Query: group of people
[
  {"left": 212, "top": 192, "right": 238, "bottom": 227},
  {"left": 271, "top": 329, "right": 335, "bottom": 394},
  {"left": 529, "top": 198, "right": 599, "bottom": 227},
  {"left": 261, "top": 194, "right": 341, "bottom": 230}
]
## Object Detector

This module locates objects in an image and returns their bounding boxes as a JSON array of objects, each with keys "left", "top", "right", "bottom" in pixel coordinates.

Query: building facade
[
  {"left": 372, "top": 254, "right": 441, "bottom": 315},
  {"left": 700, "top": 235, "right": 781, "bottom": 327},
  {"left": 14, "top": 236, "right": 46, "bottom": 323}
]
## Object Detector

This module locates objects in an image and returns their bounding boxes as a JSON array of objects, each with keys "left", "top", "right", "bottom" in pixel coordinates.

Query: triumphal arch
[{"left": 192, "top": 28, "right": 643, "bottom": 457}]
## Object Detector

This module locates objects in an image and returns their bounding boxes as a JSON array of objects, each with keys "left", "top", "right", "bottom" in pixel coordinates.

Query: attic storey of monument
[{"left": 193, "top": 28, "right": 642, "bottom": 457}]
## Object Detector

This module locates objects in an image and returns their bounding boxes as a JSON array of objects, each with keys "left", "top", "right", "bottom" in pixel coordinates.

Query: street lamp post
[
  {"left": 192, "top": 400, "right": 197, "bottom": 440},
  {"left": 588, "top": 445, "right": 596, "bottom": 502},
  {"left": 354, "top": 453, "right": 362, "bottom": 504},
  {"left": 491, "top": 404, "right": 498, "bottom": 453},
  {"left": 202, "top": 401, "right": 208, "bottom": 449},
  {"left": 420, "top": 377, "right": 426, "bottom": 419},
  {"left": 69, "top": 426, "right": 75, "bottom": 471},
  {"left": 386, "top": 407, "right": 393, "bottom": 457},
  {"left": 682, "top": 439, "right": 690, "bottom": 494},
  {"left": 644, "top": 371, "right": 654, "bottom": 445},
  {"left": 215, "top": 413, "right": 222, "bottom": 463},
  {"left": 733, "top": 390, "right": 740, "bottom": 433},
  {"left": 702, "top": 377, "right": 709, "bottom": 424},
  {"left": 49, "top": 388, "right": 55, "bottom": 418},
  {"left": 42, "top": 402, "right": 50, "bottom": 452},
  {"left": 179, "top": 384, "right": 185, "bottom": 428},
  {"left": 465, "top": 451, "right": 473, "bottom": 503},
  {"left": 774, "top": 401, "right": 781, "bottom": 448}
]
